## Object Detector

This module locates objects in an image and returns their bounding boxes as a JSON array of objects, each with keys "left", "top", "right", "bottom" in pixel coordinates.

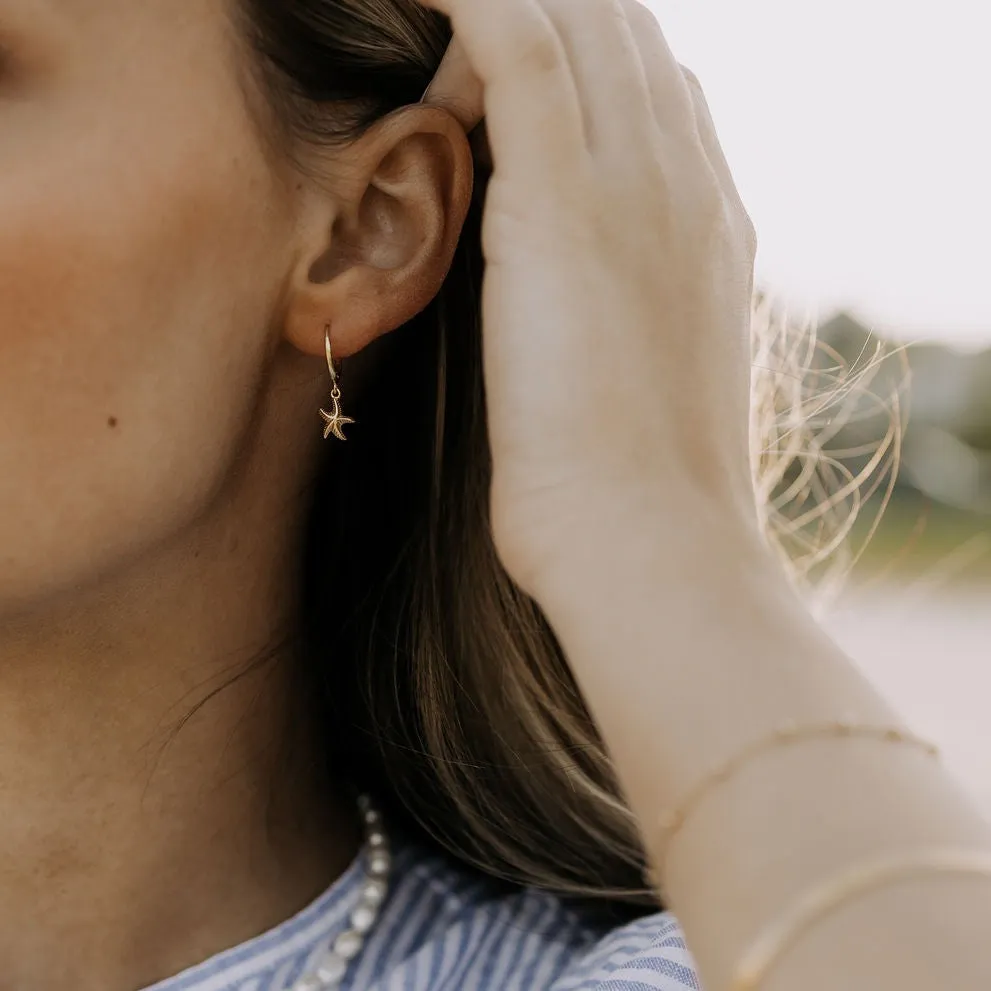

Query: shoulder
[
  {"left": 371, "top": 834, "right": 700, "bottom": 990},
  {"left": 549, "top": 911, "right": 700, "bottom": 990}
]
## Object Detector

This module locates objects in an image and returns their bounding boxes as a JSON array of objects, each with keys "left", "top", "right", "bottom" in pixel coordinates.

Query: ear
[{"left": 282, "top": 106, "right": 475, "bottom": 362}]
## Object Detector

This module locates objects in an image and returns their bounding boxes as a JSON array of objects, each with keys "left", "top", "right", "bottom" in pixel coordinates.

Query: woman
[{"left": 2, "top": 0, "right": 989, "bottom": 988}]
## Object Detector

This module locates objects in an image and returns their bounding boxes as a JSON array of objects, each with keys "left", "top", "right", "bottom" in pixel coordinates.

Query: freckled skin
[
  {"left": 0, "top": 0, "right": 301, "bottom": 614},
  {"left": 0, "top": 2, "right": 470, "bottom": 984}
]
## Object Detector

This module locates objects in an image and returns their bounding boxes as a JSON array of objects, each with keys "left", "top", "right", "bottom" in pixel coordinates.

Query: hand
[{"left": 421, "top": 0, "right": 759, "bottom": 597}]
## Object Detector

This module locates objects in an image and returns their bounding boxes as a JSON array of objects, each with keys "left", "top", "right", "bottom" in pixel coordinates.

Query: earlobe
[{"left": 282, "top": 106, "right": 475, "bottom": 363}]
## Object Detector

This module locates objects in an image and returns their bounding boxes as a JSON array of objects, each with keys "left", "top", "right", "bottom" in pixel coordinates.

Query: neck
[{"left": 0, "top": 453, "right": 360, "bottom": 991}]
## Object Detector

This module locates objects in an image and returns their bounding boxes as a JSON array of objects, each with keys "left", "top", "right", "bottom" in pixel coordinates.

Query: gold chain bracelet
[
  {"left": 731, "top": 847, "right": 991, "bottom": 990},
  {"left": 644, "top": 718, "right": 941, "bottom": 891}
]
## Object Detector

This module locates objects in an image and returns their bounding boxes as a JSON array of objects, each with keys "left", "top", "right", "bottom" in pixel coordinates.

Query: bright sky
[{"left": 649, "top": 0, "right": 991, "bottom": 350}]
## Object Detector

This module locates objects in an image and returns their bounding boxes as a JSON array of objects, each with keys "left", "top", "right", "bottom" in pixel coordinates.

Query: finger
[
  {"left": 468, "top": 120, "right": 494, "bottom": 172},
  {"left": 415, "top": 0, "right": 586, "bottom": 177},
  {"left": 421, "top": 35, "right": 484, "bottom": 132},
  {"left": 537, "top": 0, "right": 655, "bottom": 153},
  {"left": 680, "top": 66, "right": 751, "bottom": 218},
  {"left": 616, "top": 0, "right": 697, "bottom": 137},
  {"left": 607, "top": 2, "right": 751, "bottom": 224}
]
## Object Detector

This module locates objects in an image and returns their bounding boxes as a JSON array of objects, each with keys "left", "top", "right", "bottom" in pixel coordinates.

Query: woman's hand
[
  {"left": 423, "top": 15, "right": 991, "bottom": 991},
  {"left": 421, "top": 0, "right": 759, "bottom": 598}
]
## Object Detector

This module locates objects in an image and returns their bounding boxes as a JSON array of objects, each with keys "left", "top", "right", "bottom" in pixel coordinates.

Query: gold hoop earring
[{"left": 319, "top": 326, "right": 355, "bottom": 441}]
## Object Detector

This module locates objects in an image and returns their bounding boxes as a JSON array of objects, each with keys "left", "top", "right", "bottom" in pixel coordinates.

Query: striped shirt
[{"left": 144, "top": 827, "right": 700, "bottom": 991}]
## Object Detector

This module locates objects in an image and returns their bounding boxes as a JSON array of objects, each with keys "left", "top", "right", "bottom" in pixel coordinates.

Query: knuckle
[
  {"left": 538, "top": 0, "right": 569, "bottom": 19},
  {"left": 679, "top": 63, "right": 702, "bottom": 91},
  {"left": 740, "top": 212, "right": 759, "bottom": 254},
  {"left": 694, "top": 185, "right": 736, "bottom": 242},
  {"left": 624, "top": 0, "right": 660, "bottom": 29},
  {"left": 619, "top": 0, "right": 663, "bottom": 43},
  {"left": 601, "top": 0, "right": 630, "bottom": 26},
  {"left": 515, "top": 26, "right": 563, "bottom": 76},
  {"left": 690, "top": 162, "right": 726, "bottom": 214}
]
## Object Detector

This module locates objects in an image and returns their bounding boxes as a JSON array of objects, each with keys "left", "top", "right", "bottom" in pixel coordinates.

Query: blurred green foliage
[{"left": 816, "top": 312, "right": 991, "bottom": 583}]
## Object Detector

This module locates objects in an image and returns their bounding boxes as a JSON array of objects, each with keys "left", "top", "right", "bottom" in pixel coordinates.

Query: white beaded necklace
[{"left": 289, "top": 793, "right": 391, "bottom": 991}]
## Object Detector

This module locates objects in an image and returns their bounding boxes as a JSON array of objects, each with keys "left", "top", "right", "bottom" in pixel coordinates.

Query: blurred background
[{"left": 650, "top": 0, "right": 990, "bottom": 813}]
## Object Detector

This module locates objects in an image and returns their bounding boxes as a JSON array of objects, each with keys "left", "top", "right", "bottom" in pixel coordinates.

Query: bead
[
  {"left": 368, "top": 850, "right": 391, "bottom": 877},
  {"left": 316, "top": 953, "right": 348, "bottom": 984},
  {"left": 835, "top": 717, "right": 854, "bottom": 735},
  {"left": 334, "top": 929, "right": 363, "bottom": 960},
  {"left": 351, "top": 904, "right": 377, "bottom": 933},
  {"left": 361, "top": 879, "right": 387, "bottom": 907},
  {"left": 657, "top": 810, "right": 680, "bottom": 831},
  {"left": 287, "top": 791, "right": 389, "bottom": 991},
  {"left": 884, "top": 728, "right": 904, "bottom": 742}
]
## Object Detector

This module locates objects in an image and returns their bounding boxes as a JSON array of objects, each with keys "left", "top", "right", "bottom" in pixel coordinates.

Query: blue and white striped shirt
[{"left": 145, "top": 828, "right": 700, "bottom": 991}]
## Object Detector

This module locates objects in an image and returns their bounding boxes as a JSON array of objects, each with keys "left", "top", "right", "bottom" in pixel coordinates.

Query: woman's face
[{"left": 0, "top": 0, "right": 303, "bottom": 614}]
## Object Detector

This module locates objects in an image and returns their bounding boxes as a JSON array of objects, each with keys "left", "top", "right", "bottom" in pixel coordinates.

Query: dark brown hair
[
  {"left": 236, "top": 0, "right": 655, "bottom": 918},
  {"left": 232, "top": 0, "right": 900, "bottom": 920}
]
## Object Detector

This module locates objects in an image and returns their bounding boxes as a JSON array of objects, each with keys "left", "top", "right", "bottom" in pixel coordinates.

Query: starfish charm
[{"left": 319, "top": 392, "right": 355, "bottom": 441}]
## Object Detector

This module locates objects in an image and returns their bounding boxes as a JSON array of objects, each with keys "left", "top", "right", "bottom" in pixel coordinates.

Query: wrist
[
  {"left": 527, "top": 502, "right": 782, "bottom": 624},
  {"left": 524, "top": 507, "right": 893, "bottom": 830}
]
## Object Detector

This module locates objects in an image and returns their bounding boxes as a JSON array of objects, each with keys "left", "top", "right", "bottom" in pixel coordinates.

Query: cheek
[{"left": 0, "top": 80, "right": 292, "bottom": 610}]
